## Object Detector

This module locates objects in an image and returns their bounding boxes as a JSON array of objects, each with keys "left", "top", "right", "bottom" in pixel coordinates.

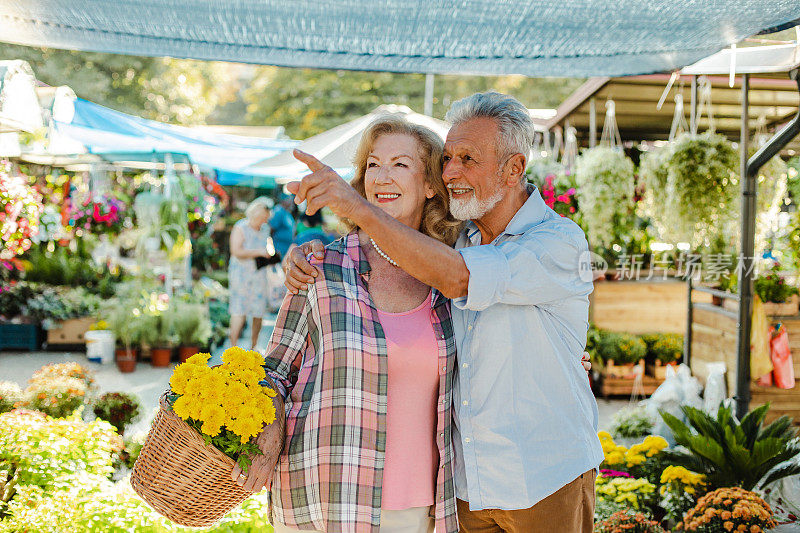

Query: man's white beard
[{"left": 449, "top": 189, "right": 504, "bottom": 221}]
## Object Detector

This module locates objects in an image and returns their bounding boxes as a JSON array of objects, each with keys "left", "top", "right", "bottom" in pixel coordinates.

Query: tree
[
  {"left": 243, "top": 67, "right": 583, "bottom": 139},
  {"left": 0, "top": 43, "right": 233, "bottom": 125}
]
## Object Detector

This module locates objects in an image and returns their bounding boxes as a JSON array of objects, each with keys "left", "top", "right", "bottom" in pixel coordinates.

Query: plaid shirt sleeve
[{"left": 262, "top": 287, "right": 313, "bottom": 399}]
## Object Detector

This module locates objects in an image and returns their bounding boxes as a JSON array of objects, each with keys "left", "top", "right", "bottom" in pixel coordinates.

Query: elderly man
[{"left": 285, "top": 92, "right": 603, "bottom": 532}]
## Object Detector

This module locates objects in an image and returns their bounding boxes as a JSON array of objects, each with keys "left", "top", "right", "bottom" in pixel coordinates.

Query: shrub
[
  {"left": 0, "top": 381, "right": 22, "bottom": 414},
  {"left": 648, "top": 333, "right": 683, "bottom": 364},
  {"left": 678, "top": 487, "right": 777, "bottom": 532},
  {"left": 0, "top": 409, "right": 121, "bottom": 495},
  {"left": 661, "top": 465, "right": 706, "bottom": 524},
  {"left": 754, "top": 264, "right": 798, "bottom": 303},
  {"left": 594, "top": 508, "right": 665, "bottom": 533},
  {"left": 660, "top": 402, "right": 800, "bottom": 491},
  {"left": 20, "top": 376, "right": 88, "bottom": 418},
  {"left": 610, "top": 406, "right": 654, "bottom": 439},
  {"left": 598, "top": 332, "right": 647, "bottom": 365},
  {"left": 30, "top": 362, "right": 95, "bottom": 390},
  {"left": 93, "top": 392, "right": 141, "bottom": 435},
  {"left": 595, "top": 474, "right": 657, "bottom": 515}
]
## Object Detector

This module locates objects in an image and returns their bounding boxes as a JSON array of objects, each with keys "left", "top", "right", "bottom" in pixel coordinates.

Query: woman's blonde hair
[{"left": 349, "top": 116, "right": 462, "bottom": 245}]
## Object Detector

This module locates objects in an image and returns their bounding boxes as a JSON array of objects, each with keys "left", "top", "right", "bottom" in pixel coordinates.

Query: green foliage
[
  {"left": 659, "top": 402, "right": 800, "bottom": 491},
  {"left": 0, "top": 410, "right": 274, "bottom": 532},
  {"left": 172, "top": 301, "right": 213, "bottom": 346},
  {"left": 574, "top": 146, "right": 636, "bottom": 250},
  {"left": 0, "top": 44, "right": 232, "bottom": 125},
  {"left": 610, "top": 406, "right": 655, "bottom": 440},
  {"left": 597, "top": 332, "right": 647, "bottom": 365},
  {"left": 93, "top": 393, "right": 141, "bottom": 435},
  {"left": 754, "top": 263, "right": 798, "bottom": 303},
  {"left": 594, "top": 508, "right": 665, "bottom": 533},
  {"left": 0, "top": 281, "right": 37, "bottom": 319},
  {"left": 641, "top": 132, "right": 738, "bottom": 247},
  {"left": 19, "top": 378, "right": 88, "bottom": 419},
  {"left": 641, "top": 333, "right": 683, "bottom": 364},
  {"left": 244, "top": 67, "right": 584, "bottom": 138},
  {"left": 22, "top": 246, "right": 121, "bottom": 297},
  {"left": 24, "top": 286, "right": 102, "bottom": 324},
  {"left": 0, "top": 410, "right": 121, "bottom": 501},
  {"left": 0, "top": 382, "right": 22, "bottom": 415}
]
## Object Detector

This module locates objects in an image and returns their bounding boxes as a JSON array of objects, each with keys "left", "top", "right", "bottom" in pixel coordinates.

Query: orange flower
[
  {"left": 721, "top": 511, "right": 732, "bottom": 520},
  {"left": 723, "top": 522, "right": 734, "bottom": 531},
  {"left": 750, "top": 526, "right": 761, "bottom": 533}
]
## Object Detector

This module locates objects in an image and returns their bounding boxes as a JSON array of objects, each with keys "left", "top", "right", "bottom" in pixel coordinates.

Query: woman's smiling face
[{"left": 363, "top": 132, "right": 435, "bottom": 229}]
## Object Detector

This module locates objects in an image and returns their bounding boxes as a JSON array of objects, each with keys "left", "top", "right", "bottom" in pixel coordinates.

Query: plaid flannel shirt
[{"left": 263, "top": 232, "right": 458, "bottom": 533}]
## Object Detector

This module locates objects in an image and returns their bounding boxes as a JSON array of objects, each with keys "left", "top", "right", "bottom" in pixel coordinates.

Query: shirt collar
[{"left": 461, "top": 184, "right": 548, "bottom": 243}]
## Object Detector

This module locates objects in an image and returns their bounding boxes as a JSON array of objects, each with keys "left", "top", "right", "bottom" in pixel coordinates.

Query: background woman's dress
[{"left": 228, "top": 218, "right": 271, "bottom": 318}]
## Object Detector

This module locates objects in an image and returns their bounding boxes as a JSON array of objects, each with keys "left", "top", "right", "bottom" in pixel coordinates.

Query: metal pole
[
  {"left": 735, "top": 74, "right": 754, "bottom": 419},
  {"left": 424, "top": 73, "right": 434, "bottom": 116},
  {"left": 690, "top": 75, "right": 698, "bottom": 135},
  {"left": 685, "top": 275, "right": 693, "bottom": 369},
  {"left": 589, "top": 98, "right": 597, "bottom": 147}
]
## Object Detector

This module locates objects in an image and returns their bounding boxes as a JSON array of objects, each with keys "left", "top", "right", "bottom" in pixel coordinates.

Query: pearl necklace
[{"left": 370, "top": 238, "right": 398, "bottom": 267}]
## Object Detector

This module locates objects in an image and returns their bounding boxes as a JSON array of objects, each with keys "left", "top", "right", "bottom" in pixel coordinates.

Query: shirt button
[
  {"left": 462, "top": 363, "right": 469, "bottom": 369},
  {"left": 467, "top": 325, "right": 473, "bottom": 331},
  {"left": 465, "top": 437, "right": 471, "bottom": 443},
  {"left": 462, "top": 400, "right": 468, "bottom": 406}
]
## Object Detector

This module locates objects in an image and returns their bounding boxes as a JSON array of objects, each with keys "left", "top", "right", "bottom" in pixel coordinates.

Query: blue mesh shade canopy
[{"left": 1, "top": 1, "right": 799, "bottom": 77}]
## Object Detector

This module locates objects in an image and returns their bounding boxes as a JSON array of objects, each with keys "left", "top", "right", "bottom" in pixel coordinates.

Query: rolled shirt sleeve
[{"left": 453, "top": 229, "right": 593, "bottom": 311}]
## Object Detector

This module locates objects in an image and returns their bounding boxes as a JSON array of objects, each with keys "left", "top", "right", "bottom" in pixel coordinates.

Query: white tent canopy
[{"left": 250, "top": 105, "right": 448, "bottom": 183}]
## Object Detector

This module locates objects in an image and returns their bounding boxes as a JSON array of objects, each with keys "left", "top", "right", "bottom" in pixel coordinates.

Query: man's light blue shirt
[{"left": 451, "top": 184, "right": 604, "bottom": 511}]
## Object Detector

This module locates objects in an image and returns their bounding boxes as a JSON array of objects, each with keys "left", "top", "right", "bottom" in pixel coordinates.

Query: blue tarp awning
[
  {"left": 1, "top": 2, "right": 799, "bottom": 77},
  {"left": 53, "top": 98, "right": 299, "bottom": 187}
]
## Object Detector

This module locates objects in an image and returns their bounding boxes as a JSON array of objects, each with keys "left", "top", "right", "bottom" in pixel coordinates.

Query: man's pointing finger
[{"left": 293, "top": 149, "right": 327, "bottom": 172}]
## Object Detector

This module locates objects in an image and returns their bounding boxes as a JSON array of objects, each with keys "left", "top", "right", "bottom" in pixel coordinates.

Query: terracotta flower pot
[
  {"left": 115, "top": 348, "right": 138, "bottom": 373},
  {"left": 151, "top": 347, "right": 173, "bottom": 367},
  {"left": 178, "top": 345, "right": 200, "bottom": 363},
  {"left": 711, "top": 295, "right": 723, "bottom": 306}
]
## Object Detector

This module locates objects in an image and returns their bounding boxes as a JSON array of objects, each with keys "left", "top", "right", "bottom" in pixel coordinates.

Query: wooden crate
[
  {"left": 601, "top": 374, "right": 664, "bottom": 397},
  {"left": 46, "top": 317, "right": 96, "bottom": 345},
  {"left": 591, "top": 279, "right": 711, "bottom": 334}
]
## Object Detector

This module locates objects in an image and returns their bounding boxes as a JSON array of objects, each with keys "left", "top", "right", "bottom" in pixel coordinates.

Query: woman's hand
[
  {"left": 230, "top": 418, "right": 285, "bottom": 492},
  {"left": 581, "top": 352, "right": 591, "bottom": 374},
  {"left": 283, "top": 241, "right": 325, "bottom": 294}
]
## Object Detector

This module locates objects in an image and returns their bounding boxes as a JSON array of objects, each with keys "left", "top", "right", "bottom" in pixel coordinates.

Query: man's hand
[
  {"left": 287, "top": 150, "right": 365, "bottom": 219},
  {"left": 582, "top": 352, "right": 591, "bottom": 374},
  {"left": 283, "top": 241, "right": 325, "bottom": 294}
]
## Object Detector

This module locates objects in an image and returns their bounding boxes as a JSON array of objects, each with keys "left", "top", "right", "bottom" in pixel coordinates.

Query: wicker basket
[{"left": 131, "top": 381, "right": 284, "bottom": 527}]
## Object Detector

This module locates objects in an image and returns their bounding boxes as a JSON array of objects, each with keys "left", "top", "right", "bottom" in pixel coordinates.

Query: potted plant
[
  {"left": 598, "top": 331, "right": 647, "bottom": 378},
  {"left": 150, "top": 305, "right": 178, "bottom": 368},
  {"left": 106, "top": 302, "right": 149, "bottom": 373},
  {"left": 641, "top": 333, "right": 683, "bottom": 379},
  {"left": 173, "top": 301, "right": 213, "bottom": 362},
  {"left": 754, "top": 264, "right": 799, "bottom": 316},
  {"left": 93, "top": 392, "right": 141, "bottom": 435}
]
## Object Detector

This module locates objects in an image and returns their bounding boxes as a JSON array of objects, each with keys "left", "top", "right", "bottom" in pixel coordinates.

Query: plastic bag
[
  {"left": 644, "top": 364, "right": 703, "bottom": 445},
  {"left": 703, "top": 362, "right": 728, "bottom": 416},
  {"left": 770, "top": 325, "right": 795, "bottom": 389}
]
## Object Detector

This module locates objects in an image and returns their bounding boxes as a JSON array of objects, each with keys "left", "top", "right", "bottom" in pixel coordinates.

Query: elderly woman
[
  {"left": 234, "top": 116, "right": 462, "bottom": 533},
  {"left": 228, "top": 196, "right": 276, "bottom": 350}
]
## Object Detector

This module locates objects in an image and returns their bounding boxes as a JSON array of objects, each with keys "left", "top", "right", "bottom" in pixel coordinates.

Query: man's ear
[{"left": 503, "top": 153, "right": 527, "bottom": 186}]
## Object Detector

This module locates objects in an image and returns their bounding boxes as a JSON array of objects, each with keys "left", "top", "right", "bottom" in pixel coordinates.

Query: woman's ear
[{"left": 425, "top": 182, "right": 436, "bottom": 199}]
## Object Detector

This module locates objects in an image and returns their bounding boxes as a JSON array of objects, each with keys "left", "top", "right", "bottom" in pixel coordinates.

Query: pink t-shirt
[{"left": 376, "top": 291, "right": 440, "bottom": 510}]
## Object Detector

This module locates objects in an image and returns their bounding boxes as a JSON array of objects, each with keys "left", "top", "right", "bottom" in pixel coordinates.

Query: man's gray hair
[{"left": 445, "top": 91, "right": 535, "bottom": 164}]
